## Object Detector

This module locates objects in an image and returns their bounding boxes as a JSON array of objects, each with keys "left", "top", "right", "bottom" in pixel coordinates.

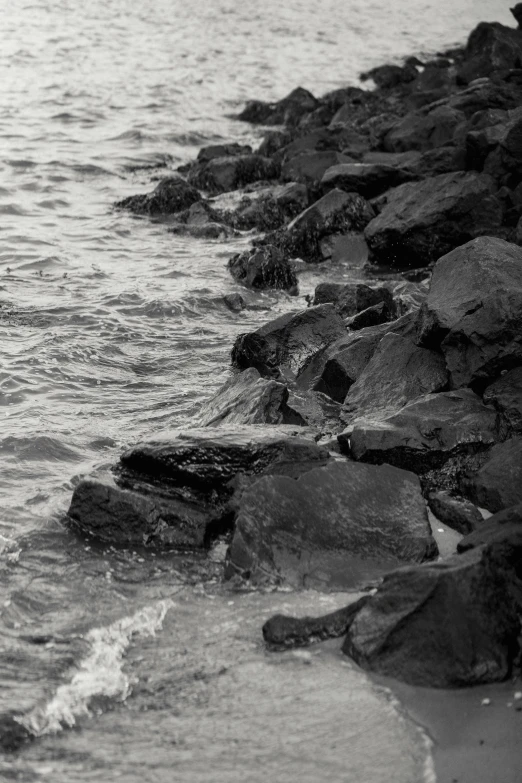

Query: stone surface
[
  {"left": 428, "top": 490, "right": 484, "bottom": 534},
  {"left": 344, "top": 546, "right": 521, "bottom": 687},
  {"left": 483, "top": 367, "right": 522, "bottom": 433},
  {"left": 228, "top": 245, "right": 298, "bottom": 293},
  {"left": 341, "top": 333, "right": 448, "bottom": 427},
  {"left": 320, "top": 162, "right": 415, "bottom": 199},
  {"left": 226, "top": 460, "right": 437, "bottom": 588},
  {"left": 281, "top": 151, "right": 354, "bottom": 189},
  {"left": 364, "top": 172, "right": 503, "bottom": 268},
  {"left": 457, "top": 502, "right": 522, "bottom": 553},
  {"left": 237, "top": 87, "right": 318, "bottom": 126},
  {"left": 457, "top": 22, "right": 522, "bottom": 84},
  {"left": 348, "top": 389, "right": 501, "bottom": 472},
  {"left": 383, "top": 106, "right": 465, "bottom": 153},
  {"left": 231, "top": 303, "right": 347, "bottom": 381},
  {"left": 461, "top": 437, "right": 522, "bottom": 513},
  {"left": 417, "top": 237, "right": 522, "bottom": 389},
  {"left": 345, "top": 302, "right": 391, "bottom": 331},
  {"left": 187, "top": 155, "right": 279, "bottom": 195},
  {"left": 115, "top": 177, "right": 200, "bottom": 216},
  {"left": 220, "top": 182, "right": 309, "bottom": 231},
  {"left": 312, "top": 281, "right": 394, "bottom": 319}
]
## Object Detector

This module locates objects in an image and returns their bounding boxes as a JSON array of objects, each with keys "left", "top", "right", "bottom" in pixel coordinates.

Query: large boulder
[
  {"left": 417, "top": 237, "right": 522, "bottom": 389},
  {"left": 348, "top": 389, "right": 501, "bottom": 472},
  {"left": 281, "top": 151, "right": 354, "bottom": 189},
  {"left": 364, "top": 172, "right": 503, "bottom": 268},
  {"left": 187, "top": 155, "right": 279, "bottom": 195},
  {"left": 344, "top": 545, "right": 521, "bottom": 687},
  {"left": 225, "top": 460, "right": 437, "bottom": 588},
  {"left": 237, "top": 87, "right": 318, "bottom": 126},
  {"left": 341, "top": 333, "right": 448, "bottom": 427},
  {"left": 228, "top": 245, "right": 298, "bottom": 293},
  {"left": 231, "top": 304, "right": 347, "bottom": 380},
  {"left": 115, "top": 177, "right": 200, "bottom": 216},
  {"left": 383, "top": 106, "right": 465, "bottom": 153},
  {"left": 219, "top": 182, "right": 309, "bottom": 231},
  {"left": 320, "top": 162, "right": 415, "bottom": 199},
  {"left": 196, "top": 369, "right": 303, "bottom": 427},
  {"left": 427, "top": 490, "right": 484, "bottom": 534},
  {"left": 311, "top": 281, "right": 394, "bottom": 319},
  {"left": 457, "top": 503, "right": 522, "bottom": 553},
  {"left": 457, "top": 22, "right": 522, "bottom": 84},
  {"left": 483, "top": 367, "right": 522, "bottom": 434},
  {"left": 461, "top": 437, "right": 522, "bottom": 512}
]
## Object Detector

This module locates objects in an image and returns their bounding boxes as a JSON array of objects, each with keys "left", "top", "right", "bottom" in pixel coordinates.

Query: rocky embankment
[{"left": 69, "top": 9, "right": 522, "bottom": 689}]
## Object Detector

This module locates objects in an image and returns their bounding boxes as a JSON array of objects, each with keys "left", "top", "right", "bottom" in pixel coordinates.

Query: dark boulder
[
  {"left": 167, "top": 199, "right": 234, "bottom": 238},
  {"left": 187, "top": 155, "right": 279, "bottom": 195},
  {"left": 321, "top": 162, "right": 415, "bottom": 199},
  {"left": 403, "top": 145, "right": 466, "bottom": 178},
  {"left": 236, "top": 87, "right": 319, "bottom": 126},
  {"left": 427, "top": 490, "right": 484, "bottom": 534},
  {"left": 281, "top": 151, "right": 354, "bottom": 189},
  {"left": 348, "top": 389, "right": 501, "bottom": 472},
  {"left": 417, "top": 237, "right": 522, "bottom": 389},
  {"left": 223, "top": 293, "right": 246, "bottom": 312},
  {"left": 228, "top": 246, "right": 298, "bottom": 293},
  {"left": 364, "top": 172, "right": 503, "bottom": 268},
  {"left": 457, "top": 502, "right": 522, "bottom": 552},
  {"left": 383, "top": 106, "right": 465, "bottom": 153},
  {"left": 312, "top": 281, "right": 394, "bottom": 319},
  {"left": 344, "top": 545, "right": 521, "bottom": 687},
  {"left": 115, "top": 177, "right": 200, "bottom": 216},
  {"left": 284, "top": 388, "right": 342, "bottom": 436},
  {"left": 345, "top": 302, "right": 392, "bottom": 330},
  {"left": 231, "top": 303, "right": 347, "bottom": 380},
  {"left": 483, "top": 367, "right": 522, "bottom": 434},
  {"left": 225, "top": 460, "right": 437, "bottom": 588},
  {"left": 461, "top": 437, "right": 522, "bottom": 513},
  {"left": 275, "top": 128, "right": 366, "bottom": 164},
  {"left": 512, "top": 4, "right": 522, "bottom": 29},
  {"left": 360, "top": 62, "right": 418, "bottom": 90},
  {"left": 341, "top": 333, "right": 448, "bottom": 428},
  {"left": 457, "top": 22, "right": 522, "bottom": 84},
  {"left": 197, "top": 143, "right": 252, "bottom": 163},
  {"left": 219, "top": 182, "right": 309, "bottom": 231}
]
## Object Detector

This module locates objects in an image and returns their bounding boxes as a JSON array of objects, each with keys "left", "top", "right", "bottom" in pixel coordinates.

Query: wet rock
[
  {"left": 220, "top": 182, "right": 309, "bottom": 231},
  {"left": 483, "top": 367, "right": 522, "bottom": 434},
  {"left": 0, "top": 714, "right": 32, "bottom": 753},
  {"left": 417, "top": 237, "right": 522, "bottom": 388},
  {"left": 461, "top": 437, "right": 522, "bottom": 513},
  {"left": 115, "top": 176, "right": 200, "bottom": 216},
  {"left": 237, "top": 87, "right": 319, "bottom": 126},
  {"left": 348, "top": 389, "right": 501, "bottom": 472},
  {"left": 457, "top": 502, "right": 522, "bottom": 552},
  {"left": 312, "top": 281, "right": 394, "bottom": 319},
  {"left": 403, "top": 145, "right": 466, "bottom": 178},
  {"left": 275, "top": 128, "right": 366, "bottom": 164},
  {"left": 225, "top": 461, "right": 437, "bottom": 588},
  {"left": 427, "top": 490, "right": 484, "bottom": 534},
  {"left": 197, "top": 143, "right": 253, "bottom": 163},
  {"left": 360, "top": 62, "right": 418, "bottom": 90},
  {"left": 447, "top": 79, "right": 522, "bottom": 118},
  {"left": 262, "top": 596, "right": 370, "bottom": 649},
  {"left": 512, "top": 3, "right": 522, "bottom": 29},
  {"left": 284, "top": 388, "right": 341, "bottom": 436},
  {"left": 341, "top": 333, "right": 448, "bottom": 428},
  {"left": 223, "top": 293, "right": 246, "bottom": 312},
  {"left": 187, "top": 155, "right": 279, "bottom": 195},
  {"left": 343, "top": 545, "right": 521, "bottom": 687},
  {"left": 231, "top": 303, "right": 347, "bottom": 381},
  {"left": 457, "top": 22, "right": 522, "bottom": 84},
  {"left": 228, "top": 246, "right": 298, "bottom": 293},
  {"left": 168, "top": 200, "right": 235, "bottom": 238},
  {"left": 321, "top": 162, "right": 416, "bottom": 199},
  {"left": 365, "top": 172, "right": 503, "bottom": 268},
  {"left": 383, "top": 106, "right": 465, "bottom": 153},
  {"left": 196, "top": 368, "right": 302, "bottom": 427},
  {"left": 345, "top": 302, "right": 392, "bottom": 330},
  {"left": 281, "top": 151, "right": 354, "bottom": 189}
]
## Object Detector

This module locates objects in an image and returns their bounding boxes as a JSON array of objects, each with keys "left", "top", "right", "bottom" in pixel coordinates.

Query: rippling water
[{"left": 0, "top": 0, "right": 513, "bottom": 779}]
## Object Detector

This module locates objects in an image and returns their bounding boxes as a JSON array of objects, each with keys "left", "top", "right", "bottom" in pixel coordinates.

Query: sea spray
[{"left": 19, "top": 599, "right": 174, "bottom": 736}]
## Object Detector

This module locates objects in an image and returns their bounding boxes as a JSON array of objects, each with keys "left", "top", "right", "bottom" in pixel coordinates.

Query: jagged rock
[
  {"left": 461, "top": 437, "right": 522, "bottom": 512},
  {"left": 341, "top": 333, "right": 448, "bottom": 427},
  {"left": 417, "top": 237, "right": 522, "bottom": 388},
  {"left": 228, "top": 246, "right": 298, "bottom": 293},
  {"left": 223, "top": 293, "right": 246, "bottom": 312},
  {"left": 115, "top": 177, "right": 200, "bottom": 216},
  {"left": 360, "top": 62, "right": 418, "bottom": 89},
  {"left": 231, "top": 303, "right": 347, "bottom": 380},
  {"left": 237, "top": 87, "right": 318, "bottom": 126},
  {"left": 428, "top": 490, "right": 484, "bottom": 534},
  {"left": 457, "top": 502, "right": 522, "bottom": 552},
  {"left": 365, "top": 172, "right": 503, "bottom": 268},
  {"left": 167, "top": 200, "right": 234, "bottom": 238},
  {"left": 197, "top": 143, "right": 252, "bottom": 163},
  {"left": 225, "top": 461, "right": 437, "bottom": 588},
  {"left": 447, "top": 79, "right": 522, "bottom": 117},
  {"left": 321, "top": 162, "right": 415, "bottom": 199},
  {"left": 348, "top": 389, "right": 501, "bottom": 472},
  {"left": 383, "top": 106, "right": 465, "bottom": 153},
  {"left": 403, "top": 145, "right": 466, "bottom": 178},
  {"left": 344, "top": 545, "right": 521, "bottom": 687},
  {"left": 219, "top": 182, "right": 309, "bottom": 231},
  {"left": 187, "top": 155, "right": 279, "bottom": 195},
  {"left": 345, "top": 302, "right": 392, "bottom": 330},
  {"left": 284, "top": 388, "right": 341, "bottom": 436},
  {"left": 457, "top": 22, "right": 522, "bottom": 84},
  {"left": 312, "top": 281, "right": 394, "bottom": 319},
  {"left": 512, "top": 4, "right": 522, "bottom": 29},
  {"left": 281, "top": 151, "right": 354, "bottom": 189},
  {"left": 483, "top": 367, "right": 522, "bottom": 433},
  {"left": 262, "top": 596, "right": 370, "bottom": 649},
  {"left": 196, "top": 368, "right": 302, "bottom": 426},
  {"left": 275, "top": 128, "right": 366, "bottom": 164}
]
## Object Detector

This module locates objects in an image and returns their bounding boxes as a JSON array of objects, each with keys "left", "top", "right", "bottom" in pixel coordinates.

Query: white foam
[{"left": 19, "top": 599, "right": 173, "bottom": 735}]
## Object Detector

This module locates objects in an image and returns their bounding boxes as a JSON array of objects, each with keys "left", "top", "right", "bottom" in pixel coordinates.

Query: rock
[
  {"left": 228, "top": 246, "right": 298, "bottom": 293},
  {"left": 403, "top": 145, "right": 466, "bottom": 178},
  {"left": 345, "top": 302, "right": 391, "bottom": 330},
  {"left": 223, "top": 293, "right": 246, "bottom": 312},
  {"left": 417, "top": 237, "right": 522, "bottom": 388},
  {"left": 284, "top": 388, "right": 341, "bottom": 436},
  {"left": 383, "top": 106, "right": 465, "bottom": 153},
  {"left": 167, "top": 199, "right": 234, "bottom": 238},
  {"left": 512, "top": 4, "right": 522, "bottom": 29},
  {"left": 225, "top": 460, "right": 437, "bottom": 588},
  {"left": 312, "top": 281, "right": 394, "bottom": 319},
  {"left": 341, "top": 333, "right": 448, "bottom": 427},
  {"left": 197, "top": 143, "right": 252, "bottom": 163},
  {"left": 220, "top": 182, "right": 309, "bottom": 231},
  {"left": 457, "top": 22, "right": 522, "bottom": 84},
  {"left": 348, "top": 389, "right": 501, "bottom": 472},
  {"left": 483, "top": 367, "right": 522, "bottom": 434},
  {"left": 262, "top": 596, "right": 370, "bottom": 649},
  {"left": 115, "top": 177, "right": 200, "bottom": 216},
  {"left": 447, "top": 79, "right": 522, "bottom": 117},
  {"left": 281, "top": 151, "right": 354, "bottom": 189},
  {"left": 461, "top": 437, "right": 522, "bottom": 513},
  {"left": 231, "top": 303, "right": 347, "bottom": 381},
  {"left": 196, "top": 368, "right": 302, "bottom": 427},
  {"left": 275, "top": 128, "right": 366, "bottom": 163},
  {"left": 458, "top": 502, "right": 522, "bottom": 553},
  {"left": 360, "top": 62, "right": 418, "bottom": 89},
  {"left": 343, "top": 545, "right": 521, "bottom": 687},
  {"left": 237, "top": 87, "right": 319, "bottom": 126},
  {"left": 320, "top": 162, "right": 415, "bottom": 199},
  {"left": 0, "top": 714, "right": 32, "bottom": 753},
  {"left": 187, "top": 155, "right": 279, "bottom": 195},
  {"left": 427, "top": 490, "right": 484, "bottom": 534},
  {"left": 364, "top": 172, "right": 503, "bottom": 268}
]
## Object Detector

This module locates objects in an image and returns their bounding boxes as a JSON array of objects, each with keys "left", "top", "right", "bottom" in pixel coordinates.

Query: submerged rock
[
  {"left": 228, "top": 245, "right": 298, "bottom": 293},
  {"left": 226, "top": 460, "right": 437, "bottom": 588},
  {"left": 344, "top": 545, "right": 521, "bottom": 687},
  {"left": 427, "top": 490, "right": 484, "bottom": 534},
  {"left": 115, "top": 177, "right": 200, "bottom": 216},
  {"left": 461, "top": 437, "right": 522, "bottom": 512}
]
